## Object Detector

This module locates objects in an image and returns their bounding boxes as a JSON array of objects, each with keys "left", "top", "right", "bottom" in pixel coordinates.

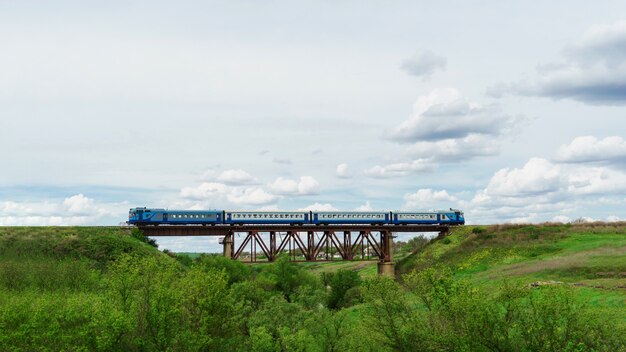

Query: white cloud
[
  {"left": 551, "top": 215, "right": 571, "bottom": 223},
  {"left": 180, "top": 182, "right": 278, "bottom": 207},
  {"left": 407, "top": 134, "right": 498, "bottom": 161},
  {"left": 298, "top": 203, "right": 338, "bottom": 211},
  {"left": 402, "top": 189, "right": 458, "bottom": 210},
  {"left": 555, "top": 136, "right": 626, "bottom": 164},
  {"left": 63, "top": 194, "right": 96, "bottom": 215},
  {"left": 490, "top": 21, "right": 626, "bottom": 105},
  {"left": 373, "top": 89, "right": 526, "bottom": 174},
  {"left": 389, "top": 88, "right": 521, "bottom": 142},
  {"left": 468, "top": 157, "right": 626, "bottom": 223},
  {"left": 480, "top": 158, "right": 562, "bottom": 198},
  {"left": 227, "top": 188, "right": 278, "bottom": 206},
  {"left": 354, "top": 201, "right": 373, "bottom": 211},
  {"left": 180, "top": 182, "right": 230, "bottom": 201},
  {"left": 400, "top": 50, "right": 446, "bottom": 78},
  {"left": 364, "top": 159, "right": 435, "bottom": 178},
  {"left": 269, "top": 176, "right": 320, "bottom": 196},
  {"left": 0, "top": 195, "right": 121, "bottom": 225},
  {"left": 215, "top": 169, "right": 257, "bottom": 185},
  {"left": 336, "top": 163, "right": 352, "bottom": 178}
]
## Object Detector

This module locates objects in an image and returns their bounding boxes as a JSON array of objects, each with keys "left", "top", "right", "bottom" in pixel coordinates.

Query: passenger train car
[{"left": 128, "top": 208, "right": 464, "bottom": 226}]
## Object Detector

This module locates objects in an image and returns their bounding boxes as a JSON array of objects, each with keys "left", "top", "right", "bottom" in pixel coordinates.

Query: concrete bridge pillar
[
  {"left": 221, "top": 233, "right": 233, "bottom": 259},
  {"left": 377, "top": 231, "right": 395, "bottom": 277},
  {"left": 377, "top": 262, "right": 395, "bottom": 276}
]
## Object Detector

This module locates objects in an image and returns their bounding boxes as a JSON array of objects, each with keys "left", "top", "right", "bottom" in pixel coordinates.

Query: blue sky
[{"left": 2, "top": 1, "right": 626, "bottom": 251}]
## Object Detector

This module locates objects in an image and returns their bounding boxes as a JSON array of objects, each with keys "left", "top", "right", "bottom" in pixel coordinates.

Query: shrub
[
  {"left": 407, "top": 235, "right": 430, "bottom": 253},
  {"left": 471, "top": 227, "right": 486, "bottom": 234},
  {"left": 327, "top": 270, "right": 362, "bottom": 309}
]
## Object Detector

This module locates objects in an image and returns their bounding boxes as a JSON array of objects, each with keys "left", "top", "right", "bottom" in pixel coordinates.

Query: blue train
[{"left": 128, "top": 208, "right": 465, "bottom": 226}]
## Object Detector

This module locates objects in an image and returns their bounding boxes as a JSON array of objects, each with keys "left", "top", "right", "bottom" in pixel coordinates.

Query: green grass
[
  {"left": 175, "top": 252, "right": 204, "bottom": 259},
  {"left": 0, "top": 227, "right": 163, "bottom": 292},
  {"left": 396, "top": 223, "right": 626, "bottom": 328}
]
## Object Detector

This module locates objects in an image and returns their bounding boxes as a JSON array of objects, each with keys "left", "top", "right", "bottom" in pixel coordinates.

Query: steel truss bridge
[{"left": 138, "top": 224, "right": 451, "bottom": 275}]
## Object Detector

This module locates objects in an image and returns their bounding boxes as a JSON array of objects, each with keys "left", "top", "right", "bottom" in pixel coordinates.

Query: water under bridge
[{"left": 137, "top": 224, "right": 452, "bottom": 275}]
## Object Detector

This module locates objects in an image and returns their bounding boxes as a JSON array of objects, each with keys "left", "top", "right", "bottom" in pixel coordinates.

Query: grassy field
[{"left": 396, "top": 222, "right": 626, "bottom": 327}]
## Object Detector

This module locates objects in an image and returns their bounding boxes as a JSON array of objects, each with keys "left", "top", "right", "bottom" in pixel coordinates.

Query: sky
[{"left": 1, "top": 1, "right": 626, "bottom": 252}]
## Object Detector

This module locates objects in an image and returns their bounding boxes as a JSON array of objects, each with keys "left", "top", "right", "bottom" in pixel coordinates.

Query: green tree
[
  {"left": 362, "top": 276, "right": 425, "bottom": 351},
  {"left": 258, "top": 256, "right": 320, "bottom": 302},
  {"left": 326, "top": 270, "right": 362, "bottom": 309},
  {"left": 195, "top": 254, "right": 252, "bottom": 285}
]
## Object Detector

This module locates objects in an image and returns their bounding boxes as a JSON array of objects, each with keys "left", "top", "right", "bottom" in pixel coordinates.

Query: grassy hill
[{"left": 396, "top": 222, "right": 626, "bottom": 327}]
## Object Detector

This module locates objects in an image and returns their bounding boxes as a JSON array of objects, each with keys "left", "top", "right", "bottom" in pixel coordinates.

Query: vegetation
[{"left": 0, "top": 224, "right": 625, "bottom": 351}]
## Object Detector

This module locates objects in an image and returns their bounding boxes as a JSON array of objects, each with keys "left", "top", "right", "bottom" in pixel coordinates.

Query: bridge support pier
[
  {"left": 222, "top": 233, "right": 233, "bottom": 259},
  {"left": 377, "top": 230, "right": 395, "bottom": 277},
  {"left": 377, "top": 262, "right": 395, "bottom": 276}
]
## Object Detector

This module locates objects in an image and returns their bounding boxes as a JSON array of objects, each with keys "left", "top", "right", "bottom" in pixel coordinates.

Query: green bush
[
  {"left": 471, "top": 227, "right": 486, "bottom": 234},
  {"left": 326, "top": 269, "right": 362, "bottom": 309}
]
